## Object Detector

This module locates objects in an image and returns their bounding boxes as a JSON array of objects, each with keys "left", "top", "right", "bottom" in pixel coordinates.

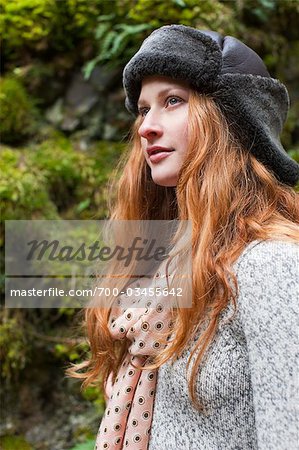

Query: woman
[{"left": 69, "top": 25, "right": 299, "bottom": 449}]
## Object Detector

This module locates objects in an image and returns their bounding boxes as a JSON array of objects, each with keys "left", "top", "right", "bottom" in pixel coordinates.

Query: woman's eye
[
  {"left": 138, "top": 107, "right": 149, "bottom": 117},
  {"left": 166, "top": 96, "right": 182, "bottom": 107}
]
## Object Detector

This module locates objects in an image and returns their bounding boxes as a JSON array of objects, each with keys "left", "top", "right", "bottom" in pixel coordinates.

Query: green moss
[
  {"left": 0, "top": 314, "right": 30, "bottom": 380},
  {"left": 1, "top": 0, "right": 102, "bottom": 60},
  {"left": 0, "top": 435, "right": 33, "bottom": 450},
  {"left": 0, "top": 0, "right": 53, "bottom": 50},
  {"left": 0, "top": 77, "right": 37, "bottom": 144},
  {"left": 29, "top": 135, "right": 83, "bottom": 211},
  {"left": 27, "top": 136, "right": 124, "bottom": 216},
  {"left": 0, "top": 147, "right": 58, "bottom": 220},
  {"left": 128, "top": 0, "right": 235, "bottom": 30},
  {"left": 1, "top": 135, "right": 124, "bottom": 221}
]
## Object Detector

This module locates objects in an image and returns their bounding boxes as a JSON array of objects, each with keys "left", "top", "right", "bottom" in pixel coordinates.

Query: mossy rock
[
  {"left": 28, "top": 135, "right": 83, "bottom": 211},
  {"left": 0, "top": 314, "right": 29, "bottom": 380},
  {"left": 28, "top": 136, "right": 124, "bottom": 216},
  {"left": 1, "top": 0, "right": 101, "bottom": 61},
  {"left": 1, "top": 134, "right": 125, "bottom": 221},
  {"left": 0, "top": 77, "right": 38, "bottom": 145},
  {"left": 0, "top": 435, "right": 33, "bottom": 450},
  {"left": 0, "top": 146, "right": 58, "bottom": 220}
]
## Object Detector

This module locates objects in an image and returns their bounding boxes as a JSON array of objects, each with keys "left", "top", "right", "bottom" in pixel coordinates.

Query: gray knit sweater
[{"left": 148, "top": 240, "right": 298, "bottom": 450}]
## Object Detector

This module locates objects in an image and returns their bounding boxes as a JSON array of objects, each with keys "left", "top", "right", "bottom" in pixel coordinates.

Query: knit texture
[{"left": 148, "top": 240, "right": 298, "bottom": 450}]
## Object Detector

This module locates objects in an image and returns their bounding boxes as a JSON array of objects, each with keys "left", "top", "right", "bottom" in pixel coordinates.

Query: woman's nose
[{"left": 138, "top": 113, "right": 163, "bottom": 140}]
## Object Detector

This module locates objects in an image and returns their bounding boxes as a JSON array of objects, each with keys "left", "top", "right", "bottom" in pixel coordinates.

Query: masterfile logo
[{"left": 5, "top": 220, "right": 192, "bottom": 309}]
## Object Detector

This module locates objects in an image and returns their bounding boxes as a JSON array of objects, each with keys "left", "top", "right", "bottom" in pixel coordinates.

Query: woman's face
[{"left": 137, "top": 76, "right": 190, "bottom": 187}]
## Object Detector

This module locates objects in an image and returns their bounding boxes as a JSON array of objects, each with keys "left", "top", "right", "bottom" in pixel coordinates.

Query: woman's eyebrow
[
  {"left": 138, "top": 87, "right": 185, "bottom": 108},
  {"left": 137, "top": 99, "right": 148, "bottom": 108}
]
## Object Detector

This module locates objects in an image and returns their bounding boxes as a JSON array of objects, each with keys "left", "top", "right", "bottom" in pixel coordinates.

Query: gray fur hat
[{"left": 123, "top": 24, "right": 299, "bottom": 186}]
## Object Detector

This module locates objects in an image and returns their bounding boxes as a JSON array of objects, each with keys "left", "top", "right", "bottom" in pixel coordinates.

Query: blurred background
[{"left": 1, "top": 1, "right": 298, "bottom": 449}]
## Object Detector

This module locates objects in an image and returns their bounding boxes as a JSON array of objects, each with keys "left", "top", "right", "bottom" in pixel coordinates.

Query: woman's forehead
[{"left": 139, "top": 76, "right": 190, "bottom": 102}]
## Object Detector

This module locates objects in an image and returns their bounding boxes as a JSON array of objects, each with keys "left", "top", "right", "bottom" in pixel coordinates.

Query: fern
[
  {"left": 83, "top": 20, "right": 153, "bottom": 79},
  {"left": 95, "top": 22, "right": 111, "bottom": 40}
]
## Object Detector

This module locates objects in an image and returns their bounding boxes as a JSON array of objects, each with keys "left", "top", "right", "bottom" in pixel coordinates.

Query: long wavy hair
[{"left": 68, "top": 91, "right": 299, "bottom": 410}]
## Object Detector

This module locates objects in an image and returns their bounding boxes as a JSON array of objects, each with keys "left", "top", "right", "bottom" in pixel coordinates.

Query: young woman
[{"left": 70, "top": 25, "right": 299, "bottom": 449}]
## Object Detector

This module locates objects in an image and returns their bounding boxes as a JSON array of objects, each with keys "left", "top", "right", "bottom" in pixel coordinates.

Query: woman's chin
[{"left": 151, "top": 172, "right": 178, "bottom": 187}]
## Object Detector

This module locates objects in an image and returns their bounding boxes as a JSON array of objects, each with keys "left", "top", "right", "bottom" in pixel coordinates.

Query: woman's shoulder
[
  {"left": 234, "top": 239, "right": 298, "bottom": 276},
  {"left": 233, "top": 239, "right": 298, "bottom": 318}
]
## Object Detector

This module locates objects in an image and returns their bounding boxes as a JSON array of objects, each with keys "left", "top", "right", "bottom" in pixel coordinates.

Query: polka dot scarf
[{"left": 95, "top": 276, "right": 174, "bottom": 449}]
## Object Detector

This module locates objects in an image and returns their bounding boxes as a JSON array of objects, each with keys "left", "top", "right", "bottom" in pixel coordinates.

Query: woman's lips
[
  {"left": 149, "top": 151, "right": 174, "bottom": 163},
  {"left": 147, "top": 147, "right": 175, "bottom": 163}
]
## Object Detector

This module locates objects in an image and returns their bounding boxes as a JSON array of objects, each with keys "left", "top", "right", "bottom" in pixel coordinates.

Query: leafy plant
[
  {"left": 70, "top": 439, "right": 96, "bottom": 450},
  {"left": 84, "top": 15, "right": 152, "bottom": 78},
  {"left": 0, "top": 0, "right": 103, "bottom": 60},
  {"left": 83, "top": 0, "right": 236, "bottom": 78},
  {"left": 82, "top": 385, "right": 105, "bottom": 415},
  {"left": 127, "top": 0, "right": 234, "bottom": 30},
  {"left": 0, "top": 0, "right": 54, "bottom": 52},
  {"left": 241, "top": 0, "right": 277, "bottom": 24}
]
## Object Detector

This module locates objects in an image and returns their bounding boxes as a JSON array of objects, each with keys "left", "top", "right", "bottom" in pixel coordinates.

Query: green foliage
[
  {"left": 82, "top": 385, "right": 104, "bottom": 405},
  {"left": 1, "top": 135, "right": 124, "bottom": 221},
  {"left": 288, "top": 149, "right": 299, "bottom": 164},
  {"left": 0, "top": 77, "right": 38, "bottom": 144},
  {"left": 0, "top": 147, "right": 57, "bottom": 220},
  {"left": 49, "top": 0, "right": 103, "bottom": 51},
  {"left": 84, "top": 18, "right": 152, "bottom": 78},
  {"left": 82, "top": 385, "right": 105, "bottom": 415},
  {"left": 127, "top": 0, "right": 234, "bottom": 30},
  {"left": 0, "top": 309, "right": 86, "bottom": 383},
  {"left": 281, "top": 101, "right": 299, "bottom": 150},
  {"left": 84, "top": 0, "right": 236, "bottom": 76},
  {"left": 245, "top": 0, "right": 277, "bottom": 24},
  {"left": 54, "top": 343, "right": 80, "bottom": 361},
  {"left": 54, "top": 336, "right": 90, "bottom": 362},
  {"left": 1, "top": 2, "right": 299, "bottom": 448},
  {"left": 29, "top": 135, "right": 83, "bottom": 211},
  {"left": 70, "top": 439, "right": 95, "bottom": 450},
  {"left": 0, "top": 0, "right": 53, "bottom": 50},
  {"left": 75, "top": 140, "right": 125, "bottom": 218},
  {"left": 0, "top": 435, "right": 33, "bottom": 450},
  {"left": 0, "top": 312, "right": 30, "bottom": 381},
  {"left": 30, "top": 135, "right": 124, "bottom": 217},
  {"left": 0, "top": 0, "right": 102, "bottom": 60}
]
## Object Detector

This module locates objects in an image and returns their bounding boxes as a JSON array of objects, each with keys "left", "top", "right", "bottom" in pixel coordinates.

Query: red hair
[{"left": 67, "top": 92, "right": 299, "bottom": 409}]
